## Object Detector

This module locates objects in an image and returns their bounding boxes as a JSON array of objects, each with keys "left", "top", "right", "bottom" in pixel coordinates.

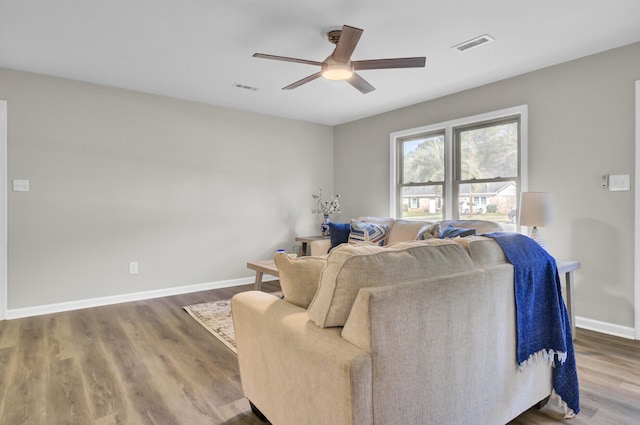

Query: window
[
  {"left": 397, "top": 132, "right": 445, "bottom": 220},
  {"left": 390, "top": 106, "right": 527, "bottom": 225}
]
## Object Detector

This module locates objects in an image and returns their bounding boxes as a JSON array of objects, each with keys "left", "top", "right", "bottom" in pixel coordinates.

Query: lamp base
[{"left": 529, "top": 226, "right": 547, "bottom": 250}]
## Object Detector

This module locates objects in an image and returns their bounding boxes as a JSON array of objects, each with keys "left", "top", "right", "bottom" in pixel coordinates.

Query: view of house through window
[
  {"left": 399, "top": 132, "right": 445, "bottom": 220},
  {"left": 392, "top": 107, "right": 525, "bottom": 226}
]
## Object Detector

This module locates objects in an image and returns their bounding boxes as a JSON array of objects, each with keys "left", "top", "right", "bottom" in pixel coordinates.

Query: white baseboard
[
  {"left": 10, "top": 280, "right": 634, "bottom": 340},
  {"left": 5, "top": 275, "right": 278, "bottom": 320},
  {"left": 575, "top": 316, "right": 636, "bottom": 340}
]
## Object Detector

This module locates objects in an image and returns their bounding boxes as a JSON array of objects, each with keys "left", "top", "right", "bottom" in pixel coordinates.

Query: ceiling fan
[{"left": 253, "top": 25, "right": 426, "bottom": 94}]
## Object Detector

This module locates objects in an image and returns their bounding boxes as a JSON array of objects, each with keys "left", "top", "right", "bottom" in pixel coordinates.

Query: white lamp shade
[{"left": 519, "top": 192, "right": 553, "bottom": 227}]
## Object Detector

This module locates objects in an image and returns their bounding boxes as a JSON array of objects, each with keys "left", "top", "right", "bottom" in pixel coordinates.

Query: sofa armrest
[
  {"left": 309, "top": 238, "right": 331, "bottom": 256},
  {"left": 231, "top": 291, "right": 372, "bottom": 425}
]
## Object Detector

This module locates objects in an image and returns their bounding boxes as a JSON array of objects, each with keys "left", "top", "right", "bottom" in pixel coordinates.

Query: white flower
[{"left": 312, "top": 188, "right": 341, "bottom": 215}]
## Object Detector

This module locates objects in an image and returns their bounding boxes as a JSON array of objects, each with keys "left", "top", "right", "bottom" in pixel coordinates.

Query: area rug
[
  {"left": 184, "top": 298, "right": 238, "bottom": 353},
  {"left": 183, "top": 292, "right": 281, "bottom": 354}
]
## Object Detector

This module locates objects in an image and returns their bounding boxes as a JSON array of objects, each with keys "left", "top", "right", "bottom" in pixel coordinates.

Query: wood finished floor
[{"left": 0, "top": 282, "right": 639, "bottom": 425}]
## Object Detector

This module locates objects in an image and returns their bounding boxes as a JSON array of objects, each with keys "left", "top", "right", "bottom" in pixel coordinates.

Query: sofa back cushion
[
  {"left": 386, "top": 219, "right": 434, "bottom": 244},
  {"left": 357, "top": 216, "right": 396, "bottom": 230},
  {"left": 273, "top": 253, "right": 327, "bottom": 309},
  {"left": 451, "top": 236, "right": 507, "bottom": 266},
  {"left": 307, "top": 239, "right": 476, "bottom": 328}
]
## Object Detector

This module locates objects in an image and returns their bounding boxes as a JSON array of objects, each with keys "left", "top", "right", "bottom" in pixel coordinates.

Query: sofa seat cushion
[
  {"left": 307, "top": 239, "right": 477, "bottom": 328},
  {"left": 274, "top": 253, "right": 327, "bottom": 309}
]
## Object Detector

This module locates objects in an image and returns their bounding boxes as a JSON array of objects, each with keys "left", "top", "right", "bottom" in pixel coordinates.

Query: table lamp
[{"left": 519, "top": 192, "right": 553, "bottom": 249}]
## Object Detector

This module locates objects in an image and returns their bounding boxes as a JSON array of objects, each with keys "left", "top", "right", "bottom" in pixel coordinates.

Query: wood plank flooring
[{"left": 0, "top": 282, "right": 639, "bottom": 425}]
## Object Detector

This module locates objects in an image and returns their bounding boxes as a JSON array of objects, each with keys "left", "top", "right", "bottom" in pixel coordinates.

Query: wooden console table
[
  {"left": 557, "top": 259, "right": 581, "bottom": 339},
  {"left": 295, "top": 235, "right": 330, "bottom": 256},
  {"left": 246, "top": 260, "right": 279, "bottom": 291}
]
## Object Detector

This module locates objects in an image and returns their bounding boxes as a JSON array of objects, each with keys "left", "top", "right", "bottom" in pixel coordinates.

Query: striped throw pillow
[{"left": 348, "top": 220, "right": 389, "bottom": 246}]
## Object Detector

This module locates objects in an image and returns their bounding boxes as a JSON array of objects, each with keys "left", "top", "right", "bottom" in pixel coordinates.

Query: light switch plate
[
  {"left": 609, "top": 174, "right": 630, "bottom": 191},
  {"left": 12, "top": 179, "right": 30, "bottom": 192},
  {"left": 129, "top": 262, "right": 139, "bottom": 274}
]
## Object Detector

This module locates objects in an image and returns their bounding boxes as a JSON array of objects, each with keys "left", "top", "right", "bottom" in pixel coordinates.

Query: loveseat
[
  {"left": 232, "top": 235, "right": 555, "bottom": 425},
  {"left": 308, "top": 216, "right": 504, "bottom": 256}
]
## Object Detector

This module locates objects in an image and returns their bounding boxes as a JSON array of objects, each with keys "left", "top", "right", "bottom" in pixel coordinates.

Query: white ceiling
[{"left": 1, "top": 0, "right": 640, "bottom": 126}]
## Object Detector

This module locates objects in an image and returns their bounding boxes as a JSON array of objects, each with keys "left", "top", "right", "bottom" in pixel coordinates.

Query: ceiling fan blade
[
  {"left": 253, "top": 53, "right": 322, "bottom": 67},
  {"left": 283, "top": 72, "right": 323, "bottom": 90},
  {"left": 332, "top": 25, "right": 363, "bottom": 63},
  {"left": 347, "top": 72, "right": 375, "bottom": 94},
  {"left": 353, "top": 57, "right": 426, "bottom": 71}
]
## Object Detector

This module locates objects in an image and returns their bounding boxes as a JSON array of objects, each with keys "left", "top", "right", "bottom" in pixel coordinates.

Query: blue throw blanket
[{"left": 485, "top": 232, "right": 580, "bottom": 417}]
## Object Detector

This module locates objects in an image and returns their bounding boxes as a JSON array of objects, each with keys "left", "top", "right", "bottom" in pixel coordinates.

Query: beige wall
[
  {"left": 3, "top": 42, "right": 639, "bottom": 328},
  {"left": 334, "top": 42, "right": 640, "bottom": 329},
  {"left": 1, "top": 68, "right": 333, "bottom": 310}
]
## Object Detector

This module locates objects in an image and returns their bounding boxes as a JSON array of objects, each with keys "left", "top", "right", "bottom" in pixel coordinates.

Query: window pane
[
  {"left": 459, "top": 122, "right": 518, "bottom": 181},
  {"left": 458, "top": 181, "right": 517, "bottom": 224},
  {"left": 401, "top": 133, "right": 445, "bottom": 184},
  {"left": 400, "top": 185, "right": 443, "bottom": 221}
]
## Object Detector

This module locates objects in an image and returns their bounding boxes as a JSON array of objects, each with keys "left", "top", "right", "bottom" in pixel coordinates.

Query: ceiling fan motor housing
[
  {"left": 326, "top": 29, "right": 342, "bottom": 44},
  {"left": 322, "top": 56, "right": 354, "bottom": 80}
]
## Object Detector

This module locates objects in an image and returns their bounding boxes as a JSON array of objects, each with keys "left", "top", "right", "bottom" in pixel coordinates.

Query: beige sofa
[
  {"left": 309, "top": 217, "right": 504, "bottom": 256},
  {"left": 232, "top": 236, "right": 553, "bottom": 425}
]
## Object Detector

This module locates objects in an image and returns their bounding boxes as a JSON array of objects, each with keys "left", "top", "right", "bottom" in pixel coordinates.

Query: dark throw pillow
[
  {"left": 439, "top": 223, "right": 476, "bottom": 239},
  {"left": 328, "top": 222, "right": 351, "bottom": 252}
]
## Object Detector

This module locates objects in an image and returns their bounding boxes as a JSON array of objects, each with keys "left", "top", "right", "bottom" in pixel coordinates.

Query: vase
[{"left": 321, "top": 214, "right": 330, "bottom": 236}]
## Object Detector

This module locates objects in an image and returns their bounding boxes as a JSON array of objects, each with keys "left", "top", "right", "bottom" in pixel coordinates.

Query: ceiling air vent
[
  {"left": 453, "top": 34, "right": 495, "bottom": 52},
  {"left": 232, "top": 83, "right": 258, "bottom": 91}
]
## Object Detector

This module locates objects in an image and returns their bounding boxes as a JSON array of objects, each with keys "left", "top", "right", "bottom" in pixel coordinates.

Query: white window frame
[
  {"left": 390, "top": 105, "right": 528, "bottom": 220},
  {"left": 0, "top": 101, "right": 5, "bottom": 320}
]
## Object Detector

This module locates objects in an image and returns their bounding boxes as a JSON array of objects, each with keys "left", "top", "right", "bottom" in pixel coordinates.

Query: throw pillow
[
  {"left": 273, "top": 253, "right": 327, "bottom": 309},
  {"left": 438, "top": 223, "right": 476, "bottom": 238},
  {"left": 328, "top": 222, "right": 351, "bottom": 252},
  {"left": 416, "top": 223, "right": 440, "bottom": 240},
  {"left": 348, "top": 220, "right": 389, "bottom": 246}
]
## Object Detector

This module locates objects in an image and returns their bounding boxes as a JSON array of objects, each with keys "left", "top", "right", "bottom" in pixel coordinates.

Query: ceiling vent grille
[
  {"left": 232, "top": 83, "right": 258, "bottom": 91},
  {"left": 453, "top": 34, "right": 495, "bottom": 52}
]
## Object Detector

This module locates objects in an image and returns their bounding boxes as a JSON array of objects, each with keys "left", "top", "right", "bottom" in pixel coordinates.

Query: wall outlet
[{"left": 129, "top": 261, "right": 139, "bottom": 274}]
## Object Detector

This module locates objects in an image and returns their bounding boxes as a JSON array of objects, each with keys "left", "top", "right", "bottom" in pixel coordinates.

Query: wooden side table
[
  {"left": 246, "top": 260, "right": 279, "bottom": 291},
  {"left": 295, "top": 235, "right": 330, "bottom": 256},
  {"left": 557, "top": 260, "right": 581, "bottom": 339}
]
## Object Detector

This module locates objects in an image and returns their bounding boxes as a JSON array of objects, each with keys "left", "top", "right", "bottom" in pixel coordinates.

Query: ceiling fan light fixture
[
  {"left": 253, "top": 24, "right": 425, "bottom": 93},
  {"left": 322, "top": 63, "right": 353, "bottom": 80}
]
